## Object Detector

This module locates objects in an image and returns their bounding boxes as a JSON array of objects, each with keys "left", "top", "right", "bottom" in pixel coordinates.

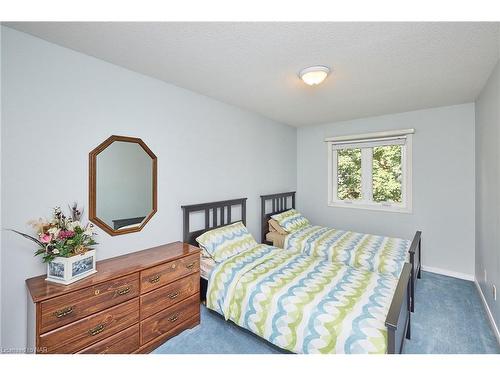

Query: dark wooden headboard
[
  {"left": 181, "top": 197, "right": 247, "bottom": 246},
  {"left": 260, "top": 191, "right": 295, "bottom": 244}
]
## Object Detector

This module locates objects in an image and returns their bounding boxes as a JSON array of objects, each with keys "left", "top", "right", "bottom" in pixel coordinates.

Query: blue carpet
[
  {"left": 403, "top": 271, "right": 499, "bottom": 354},
  {"left": 153, "top": 271, "right": 500, "bottom": 354}
]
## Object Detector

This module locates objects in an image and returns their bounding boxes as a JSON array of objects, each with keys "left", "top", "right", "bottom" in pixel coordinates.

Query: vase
[{"left": 46, "top": 249, "right": 97, "bottom": 285}]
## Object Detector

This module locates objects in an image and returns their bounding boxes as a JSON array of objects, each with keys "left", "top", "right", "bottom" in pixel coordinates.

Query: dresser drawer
[
  {"left": 140, "top": 294, "right": 199, "bottom": 345},
  {"left": 40, "top": 273, "right": 139, "bottom": 333},
  {"left": 40, "top": 298, "right": 139, "bottom": 353},
  {"left": 140, "top": 254, "right": 199, "bottom": 293},
  {"left": 78, "top": 324, "right": 139, "bottom": 354},
  {"left": 141, "top": 273, "right": 199, "bottom": 319}
]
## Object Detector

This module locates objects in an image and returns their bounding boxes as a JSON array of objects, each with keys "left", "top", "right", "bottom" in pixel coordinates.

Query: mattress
[
  {"left": 265, "top": 231, "right": 287, "bottom": 248},
  {"left": 207, "top": 244, "right": 398, "bottom": 354},
  {"left": 200, "top": 255, "right": 216, "bottom": 280},
  {"left": 285, "top": 225, "right": 410, "bottom": 278}
]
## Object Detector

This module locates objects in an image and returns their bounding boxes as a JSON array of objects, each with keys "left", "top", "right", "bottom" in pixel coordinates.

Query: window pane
[
  {"left": 337, "top": 148, "right": 362, "bottom": 200},
  {"left": 372, "top": 145, "right": 402, "bottom": 203}
]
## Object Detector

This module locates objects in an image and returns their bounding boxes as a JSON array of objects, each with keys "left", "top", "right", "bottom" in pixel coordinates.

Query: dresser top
[{"left": 26, "top": 241, "right": 200, "bottom": 303}]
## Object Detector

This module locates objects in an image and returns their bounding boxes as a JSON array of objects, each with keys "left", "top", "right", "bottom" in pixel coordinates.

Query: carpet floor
[{"left": 153, "top": 271, "right": 500, "bottom": 354}]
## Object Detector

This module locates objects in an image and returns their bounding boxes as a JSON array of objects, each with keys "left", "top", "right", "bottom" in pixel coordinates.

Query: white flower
[
  {"left": 47, "top": 227, "right": 61, "bottom": 238},
  {"left": 52, "top": 249, "right": 59, "bottom": 254},
  {"left": 67, "top": 221, "right": 82, "bottom": 231},
  {"left": 84, "top": 225, "right": 94, "bottom": 237}
]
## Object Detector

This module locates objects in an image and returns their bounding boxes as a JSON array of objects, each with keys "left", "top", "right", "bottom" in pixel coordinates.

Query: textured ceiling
[{"left": 5, "top": 22, "right": 500, "bottom": 127}]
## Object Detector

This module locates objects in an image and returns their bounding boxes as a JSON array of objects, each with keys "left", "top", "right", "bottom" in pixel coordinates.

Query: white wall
[
  {"left": 475, "top": 59, "right": 500, "bottom": 331},
  {"left": 0, "top": 27, "right": 296, "bottom": 350},
  {"left": 297, "top": 104, "right": 476, "bottom": 278}
]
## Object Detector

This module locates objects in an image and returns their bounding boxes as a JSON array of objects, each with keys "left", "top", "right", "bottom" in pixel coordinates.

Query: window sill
[{"left": 328, "top": 201, "right": 412, "bottom": 214}]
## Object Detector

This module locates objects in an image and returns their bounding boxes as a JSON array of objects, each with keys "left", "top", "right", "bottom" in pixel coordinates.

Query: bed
[
  {"left": 181, "top": 197, "right": 248, "bottom": 300},
  {"left": 260, "top": 191, "right": 422, "bottom": 312},
  {"left": 182, "top": 197, "right": 412, "bottom": 354}
]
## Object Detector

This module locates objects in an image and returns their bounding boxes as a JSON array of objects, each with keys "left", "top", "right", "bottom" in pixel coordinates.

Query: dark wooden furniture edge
[
  {"left": 408, "top": 230, "right": 422, "bottom": 313},
  {"left": 26, "top": 241, "right": 199, "bottom": 303},
  {"left": 89, "top": 135, "right": 158, "bottom": 236},
  {"left": 385, "top": 262, "right": 412, "bottom": 354},
  {"left": 181, "top": 197, "right": 248, "bottom": 301},
  {"left": 260, "top": 191, "right": 296, "bottom": 244},
  {"left": 181, "top": 197, "right": 247, "bottom": 245}
]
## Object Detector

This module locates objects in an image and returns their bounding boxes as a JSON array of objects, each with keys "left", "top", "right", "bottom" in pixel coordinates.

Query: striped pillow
[
  {"left": 271, "top": 209, "right": 310, "bottom": 233},
  {"left": 196, "top": 221, "right": 258, "bottom": 263}
]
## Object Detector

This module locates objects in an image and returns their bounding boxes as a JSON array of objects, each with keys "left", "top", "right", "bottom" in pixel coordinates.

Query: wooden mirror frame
[{"left": 89, "top": 135, "right": 157, "bottom": 236}]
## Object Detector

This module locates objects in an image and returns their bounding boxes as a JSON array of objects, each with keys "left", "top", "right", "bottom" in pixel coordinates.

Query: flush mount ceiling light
[{"left": 299, "top": 66, "right": 331, "bottom": 86}]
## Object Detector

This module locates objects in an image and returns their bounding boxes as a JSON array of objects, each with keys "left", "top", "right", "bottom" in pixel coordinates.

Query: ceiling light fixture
[{"left": 299, "top": 66, "right": 331, "bottom": 86}]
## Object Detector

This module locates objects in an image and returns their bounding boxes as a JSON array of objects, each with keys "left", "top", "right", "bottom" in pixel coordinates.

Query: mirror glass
[{"left": 90, "top": 136, "right": 157, "bottom": 235}]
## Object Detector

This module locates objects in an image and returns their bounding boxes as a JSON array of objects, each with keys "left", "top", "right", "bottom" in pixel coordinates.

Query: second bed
[{"left": 260, "top": 192, "right": 421, "bottom": 312}]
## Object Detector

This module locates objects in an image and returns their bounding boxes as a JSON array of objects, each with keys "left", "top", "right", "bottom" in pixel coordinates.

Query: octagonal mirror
[{"left": 89, "top": 135, "right": 157, "bottom": 236}]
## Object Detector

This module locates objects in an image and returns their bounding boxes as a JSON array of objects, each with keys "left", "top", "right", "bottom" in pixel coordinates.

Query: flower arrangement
[{"left": 11, "top": 203, "right": 97, "bottom": 263}]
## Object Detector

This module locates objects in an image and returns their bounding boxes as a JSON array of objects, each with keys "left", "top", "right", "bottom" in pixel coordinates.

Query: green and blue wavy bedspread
[
  {"left": 285, "top": 226, "right": 410, "bottom": 278},
  {"left": 206, "top": 244, "right": 398, "bottom": 354}
]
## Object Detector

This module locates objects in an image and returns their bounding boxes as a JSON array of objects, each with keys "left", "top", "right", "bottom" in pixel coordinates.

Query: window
[{"left": 326, "top": 129, "right": 413, "bottom": 213}]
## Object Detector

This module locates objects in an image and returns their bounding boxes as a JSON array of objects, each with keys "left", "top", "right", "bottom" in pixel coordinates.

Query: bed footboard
[
  {"left": 385, "top": 262, "right": 412, "bottom": 354},
  {"left": 408, "top": 231, "right": 422, "bottom": 312}
]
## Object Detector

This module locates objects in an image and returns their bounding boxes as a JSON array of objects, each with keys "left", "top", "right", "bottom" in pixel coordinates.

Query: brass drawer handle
[
  {"left": 167, "top": 291, "right": 179, "bottom": 300},
  {"left": 149, "top": 274, "right": 161, "bottom": 284},
  {"left": 115, "top": 286, "right": 131, "bottom": 296},
  {"left": 88, "top": 323, "right": 106, "bottom": 336},
  {"left": 54, "top": 306, "right": 73, "bottom": 318},
  {"left": 186, "top": 262, "right": 196, "bottom": 270},
  {"left": 168, "top": 313, "right": 179, "bottom": 323}
]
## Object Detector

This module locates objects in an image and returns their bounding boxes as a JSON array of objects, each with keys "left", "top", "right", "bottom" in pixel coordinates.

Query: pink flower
[
  {"left": 58, "top": 230, "right": 74, "bottom": 239},
  {"left": 40, "top": 233, "right": 52, "bottom": 243}
]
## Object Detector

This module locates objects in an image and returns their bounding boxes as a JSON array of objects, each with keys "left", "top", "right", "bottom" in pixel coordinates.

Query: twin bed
[
  {"left": 261, "top": 192, "right": 422, "bottom": 313},
  {"left": 181, "top": 193, "right": 421, "bottom": 354}
]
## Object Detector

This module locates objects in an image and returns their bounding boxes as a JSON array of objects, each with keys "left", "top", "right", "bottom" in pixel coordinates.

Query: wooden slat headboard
[
  {"left": 181, "top": 197, "right": 247, "bottom": 246},
  {"left": 260, "top": 191, "right": 295, "bottom": 244}
]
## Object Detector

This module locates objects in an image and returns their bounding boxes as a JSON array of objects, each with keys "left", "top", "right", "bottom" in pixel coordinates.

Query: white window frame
[{"left": 326, "top": 129, "right": 413, "bottom": 213}]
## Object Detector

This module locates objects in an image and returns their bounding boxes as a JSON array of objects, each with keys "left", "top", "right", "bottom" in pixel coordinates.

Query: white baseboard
[
  {"left": 474, "top": 279, "right": 500, "bottom": 346},
  {"left": 421, "top": 265, "right": 474, "bottom": 281}
]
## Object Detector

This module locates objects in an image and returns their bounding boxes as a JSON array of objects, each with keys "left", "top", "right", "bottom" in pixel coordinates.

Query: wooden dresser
[{"left": 26, "top": 241, "right": 200, "bottom": 354}]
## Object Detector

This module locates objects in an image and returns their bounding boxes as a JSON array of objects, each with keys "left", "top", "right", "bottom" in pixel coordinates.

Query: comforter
[
  {"left": 206, "top": 244, "right": 399, "bottom": 354},
  {"left": 284, "top": 226, "right": 410, "bottom": 278}
]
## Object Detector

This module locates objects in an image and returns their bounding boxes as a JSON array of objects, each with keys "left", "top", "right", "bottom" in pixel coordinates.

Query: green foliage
[
  {"left": 337, "top": 148, "right": 362, "bottom": 200},
  {"left": 41, "top": 239, "right": 98, "bottom": 263},
  {"left": 337, "top": 145, "right": 402, "bottom": 203},
  {"left": 42, "top": 233, "right": 97, "bottom": 263},
  {"left": 372, "top": 145, "right": 402, "bottom": 202}
]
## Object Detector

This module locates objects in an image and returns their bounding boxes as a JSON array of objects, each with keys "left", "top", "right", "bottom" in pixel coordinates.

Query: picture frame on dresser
[{"left": 26, "top": 242, "right": 200, "bottom": 354}]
